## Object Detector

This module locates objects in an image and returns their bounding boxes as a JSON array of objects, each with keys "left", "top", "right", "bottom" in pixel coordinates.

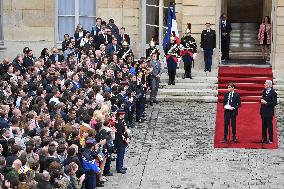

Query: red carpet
[{"left": 214, "top": 67, "right": 278, "bottom": 149}]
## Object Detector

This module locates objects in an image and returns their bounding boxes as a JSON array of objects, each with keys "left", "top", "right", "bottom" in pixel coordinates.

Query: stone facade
[{"left": 0, "top": 0, "right": 283, "bottom": 71}]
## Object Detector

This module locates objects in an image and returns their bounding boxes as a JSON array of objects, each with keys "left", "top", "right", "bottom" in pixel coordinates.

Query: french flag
[{"left": 163, "top": 3, "right": 180, "bottom": 50}]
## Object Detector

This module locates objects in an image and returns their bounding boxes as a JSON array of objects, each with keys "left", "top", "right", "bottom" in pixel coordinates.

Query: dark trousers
[
  {"left": 184, "top": 62, "right": 192, "bottom": 78},
  {"left": 150, "top": 76, "right": 159, "bottom": 101},
  {"left": 261, "top": 116, "right": 273, "bottom": 141},
  {"left": 136, "top": 96, "right": 145, "bottom": 120},
  {"left": 221, "top": 35, "right": 230, "bottom": 60},
  {"left": 167, "top": 57, "right": 177, "bottom": 84},
  {"left": 203, "top": 49, "right": 213, "bottom": 71},
  {"left": 116, "top": 144, "right": 126, "bottom": 171},
  {"left": 168, "top": 70, "right": 176, "bottom": 84},
  {"left": 104, "top": 155, "right": 111, "bottom": 174},
  {"left": 224, "top": 111, "right": 237, "bottom": 139},
  {"left": 85, "top": 173, "right": 96, "bottom": 189}
]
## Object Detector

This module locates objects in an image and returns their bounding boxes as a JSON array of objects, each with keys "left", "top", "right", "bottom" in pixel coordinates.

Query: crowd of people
[{"left": 0, "top": 17, "right": 162, "bottom": 189}]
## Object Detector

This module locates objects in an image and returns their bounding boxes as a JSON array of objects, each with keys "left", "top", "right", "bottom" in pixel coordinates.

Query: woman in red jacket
[{"left": 258, "top": 16, "right": 272, "bottom": 61}]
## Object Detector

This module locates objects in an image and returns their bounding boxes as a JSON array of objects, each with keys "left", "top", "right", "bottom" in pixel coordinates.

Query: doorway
[{"left": 220, "top": 0, "right": 273, "bottom": 65}]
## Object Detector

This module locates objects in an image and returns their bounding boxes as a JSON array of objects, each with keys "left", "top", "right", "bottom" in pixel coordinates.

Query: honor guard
[
  {"left": 164, "top": 35, "right": 180, "bottom": 85},
  {"left": 118, "top": 41, "right": 134, "bottom": 63},
  {"left": 146, "top": 39, "right": 160, "bottom": 61},
  {"left": 180, "top": 23, "right": 197, "bottom": 79}
]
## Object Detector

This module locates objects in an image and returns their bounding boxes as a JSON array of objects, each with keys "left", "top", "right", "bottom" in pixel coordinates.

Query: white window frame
[
  {"left": 54, "top": 0, "right": 97, "bottom": 48},
  {"left": 142, "top": 0, "right": 168, "bottom": 57},
  {"left": 0, "top": 0, "right": 4, "bottom": 46}
]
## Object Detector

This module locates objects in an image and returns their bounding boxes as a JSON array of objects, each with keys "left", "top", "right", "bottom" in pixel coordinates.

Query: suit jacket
[
  {"left": 149, "top": 60, "right": 162, "bottom": 77},
  {"left": 98, "top": 34, "right": 112, "bottom": 45},
  {"left": 117, "top": 34, "right": 130, "bottom": 45},
  {"left": 223, "top": 91, "right": 241, "bottom": 116},
  {"left": 74, "top": 30, "right": 87, "bottom": 48},
  {"left": 200, "top": 29, "right": 216, "bottom": 49},
  {"left": 260, "top": 88, "right": 277, "bottom": 117},
  {"left": 91, "top": 25, "right": 102, "bottom": 36},
  {"left": 49, "top": 54, "right": 64, "bottom": 63},
  {"left": 221, "top": 20, "right": 232, "bottom": 34},
  {"left": 23, "top": 56, "right": 35, "bottom": 68},
  {"left": 12, "top": 62, "right": 26, "bottom": 75},
  {"left": 106, "top": 44, "right": 122, "bottom": 56}
]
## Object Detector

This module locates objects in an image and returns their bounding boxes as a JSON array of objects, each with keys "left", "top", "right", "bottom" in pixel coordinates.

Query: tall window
[
  {"left": 57, "top": 0, "right": 96, "bottom": 41},
  {"left": 0, "top": 0, "right": 3, "bottom": 45},
  {"left": 145, "top": 0, "right": 174, "bottom": 44}
]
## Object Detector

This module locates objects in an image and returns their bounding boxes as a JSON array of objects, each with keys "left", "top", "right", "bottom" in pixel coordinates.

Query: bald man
[{"left": 260, "top": 80, "right": 277, "bottom": 144}]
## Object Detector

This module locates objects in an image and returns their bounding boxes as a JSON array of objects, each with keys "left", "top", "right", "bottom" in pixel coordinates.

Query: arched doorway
[{"left": 220, "top": 0, "right": 273, "bottom": 66}]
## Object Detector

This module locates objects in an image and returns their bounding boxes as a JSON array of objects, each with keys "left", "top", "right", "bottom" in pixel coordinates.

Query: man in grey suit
[{"left": 149, "top": 52, "right": 162, "bottom": 106}]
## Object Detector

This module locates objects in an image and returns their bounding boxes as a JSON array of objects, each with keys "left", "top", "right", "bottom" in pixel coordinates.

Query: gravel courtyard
[{"left": 104, "top": 102, "right": 284, "bottom": 189}]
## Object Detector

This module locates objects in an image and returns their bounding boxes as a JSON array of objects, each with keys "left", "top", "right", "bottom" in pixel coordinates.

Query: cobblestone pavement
[{"left": 104, "top": 102, "right": 284, "bottom": 189}]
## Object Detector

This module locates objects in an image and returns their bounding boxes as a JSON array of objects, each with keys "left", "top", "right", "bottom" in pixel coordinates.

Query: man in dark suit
[
  {"left": 49, "top": 47, "right": 64, "bottom": 63},
  {"left": 91, "top": 17, "right": 102, "bottom": 36},
  {"left": 61, "top": 34, "right": 70, "bottom": 52},
  {"left": 260, "top": 80, "right": 277, "bottom": 144},
  {"left": 96, "top": 27, "right": 112, "bottom": 49},
  {"left": 221, "top": 14, "right": 232, "bottom": 61},
  {"left": 117, "top": 27, "right": 130, "bottom": 46},
  {"left": 23, "top": 50, "right": 35, "bottom": 68},
  {"left": 12, "top": 54, "right": 26, "bottom": 75},
  {"left": 222, "top": 83, "right": 241, "bottom": 143},
  {"left": 201, "top": 22, "right": 216, "bottom": 72},
  {"left": 106, "top": 37, "right": 121, "bottom": 56}
]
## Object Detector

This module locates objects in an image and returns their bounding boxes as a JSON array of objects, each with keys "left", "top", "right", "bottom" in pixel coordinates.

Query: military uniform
[
  {"left": 114, "top": 110, "right": 129, "bottom": 173},
  {"left": 164, "top": 42, "right": 180, "bottom": 85},
  {"left": 201, "top": 25, "right": 216, "bottom": 72},
  {"left": 180, "top": 35, "right": 197, "bottom": 79},
  {"left": 118, "top": 45, "right": 134, "bottom": 63},
  {"left": 146, "top": 46, "right": 160, "bottom": 61}
]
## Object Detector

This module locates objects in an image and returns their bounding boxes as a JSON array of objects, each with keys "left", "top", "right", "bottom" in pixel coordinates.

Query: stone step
[
  {"left": 160, "top": 76, "right": 218, "bottom": 84},
  {"left": 158, "top": 88, "right": 217, "bottom": 96},
  {"left": 156, "top": 95, "right": 217, "bottom": 103},
  {"left": 160, "top": 82, "right": 217, "bottom": 90}
]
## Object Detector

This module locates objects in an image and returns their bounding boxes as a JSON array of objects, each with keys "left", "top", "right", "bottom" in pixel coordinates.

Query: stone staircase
[
  {"left": 156, "top": 67, "right": 284, "bottom": 103},
  {"left": 156, "top": 68, "right": 218, "bottom": 102}
]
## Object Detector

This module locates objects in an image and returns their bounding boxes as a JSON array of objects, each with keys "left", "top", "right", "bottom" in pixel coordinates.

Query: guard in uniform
[
  {"left": 201, "top": 22, "right": 216, "bottom": 72},
  {"left": 164, "top": 35, "right": 180, "bottom": 85},
  {"left": 146, "top": 39, "right": 160, "bottom": 61},
  {"left": 180, "top": 23, "right": 197, "bottom": 79},
  {"left": 118, "top": 41, "right": 134, "bottom": 63},
  {"left": 114, "top": 109, "right": 129, "bottom": 174}
]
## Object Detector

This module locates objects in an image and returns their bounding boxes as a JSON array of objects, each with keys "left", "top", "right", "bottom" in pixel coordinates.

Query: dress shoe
[
  {"left": 96, "top": 181, "right": 104, "bottom": 187},
  {"left": 103, "top": 172, "right": 114, "bottom": 176},
  {"left": 261, "top": 139, "right": 267, "bottom": 143},
  {"left": 182, "top": 75, "right": 185, "bottom": 79},
  {"left": 233, "top": 137, "right": 238, "bottom": 143},
  {"left": 150, "top": 101, "right": 153, "bottom": 106},
  {"left": 117, "top": 170, "right": 126, "bottom": 174},
  {"left": 172, "top": 81, "right": 175, "bottom": 85},
  {"left": 266, "top": 140, "right": 273, "bottom": 144},
  {"left": 189, "top": 75, "right": 192, "bottom": 79},
  {"left": 168, "top": 81, "right": 171, "bottom": 85},
  {"left": 122, "top": 167, "right": 128, "bottom": 170},
  {"left": 209, "top": 68, "right": 211, "bottom": 72},
  {"left": 153, "top": 99, "right": 159, "bottom": 104}
]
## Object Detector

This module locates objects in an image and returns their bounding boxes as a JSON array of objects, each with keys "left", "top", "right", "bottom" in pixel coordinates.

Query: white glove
[
  {"left": 193, "top": 53, "right": 197, "bottom": 60},
  {"left": 200, "top": 48, "right": 203, "bottom": 51},
  {"left": 213, "top": 48, "right": 216, "bottom": 51}
]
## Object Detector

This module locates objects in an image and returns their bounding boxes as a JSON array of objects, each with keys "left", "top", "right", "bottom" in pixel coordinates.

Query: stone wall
[
  {"left": 275, "top": 0, "right": 284, "bottom": 70},
  {"left": 179, "top": 0, "right": 219, "bottom": 69},
  {"left": 1, "top": 0, "right": 55, "bottom": 60}
]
